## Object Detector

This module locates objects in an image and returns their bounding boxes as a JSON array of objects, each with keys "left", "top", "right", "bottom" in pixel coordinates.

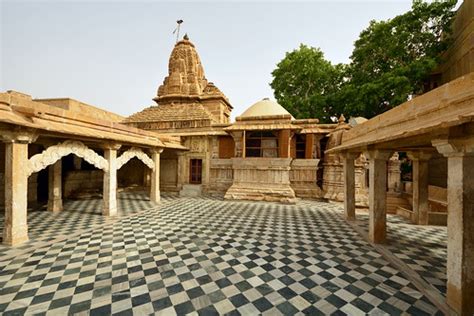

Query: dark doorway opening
[{"left": 189, "top": 159, "right": 202, "bottom": 184}]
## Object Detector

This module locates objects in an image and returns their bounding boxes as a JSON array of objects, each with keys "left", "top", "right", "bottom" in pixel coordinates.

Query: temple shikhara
[{"left": 0, "top": 0, "right": 473, "bottom": 314}]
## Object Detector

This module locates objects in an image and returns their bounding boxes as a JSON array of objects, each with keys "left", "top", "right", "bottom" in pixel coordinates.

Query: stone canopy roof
[
  {"left": 124, "top": 102, "right": 213, "bottom": 123},
  {"left": 237, "top": 98, "right": 294, "bottom": 121},
  {"left": 0, "top": 91, "right": 186, "bottom": 150}
]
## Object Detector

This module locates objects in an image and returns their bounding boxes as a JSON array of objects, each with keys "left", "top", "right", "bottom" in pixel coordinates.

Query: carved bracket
[
  {"left": 116, "top": 147, "right": 155, "bottom": 170},
  {"left": 28, "top": 140, "right": 108, "bottom": 176}
]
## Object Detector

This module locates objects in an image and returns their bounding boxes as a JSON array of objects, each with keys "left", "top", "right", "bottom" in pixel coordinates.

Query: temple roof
[
  {"left": 237, "top": 98, "right": 294, "bottom": 120},
  {"left": 125, "top": 36, "right": 231, "bottom": 126},
  {"left": 124, "top": 102, "right": 213, "bottom": 123},
  {"left": 153, "top": 36, "right": 229, "bottom": 104}
]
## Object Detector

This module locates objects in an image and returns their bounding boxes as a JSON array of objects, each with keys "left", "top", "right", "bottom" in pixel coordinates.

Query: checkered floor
[
  {"left": 0, "top": 191, "right": 171, "bottom": 260},
  {"left": 0, "top": 196, "right": 443, "bottom": 315},
  {"left": 354, "top": 212, "right": 447, "bottom": 296}
]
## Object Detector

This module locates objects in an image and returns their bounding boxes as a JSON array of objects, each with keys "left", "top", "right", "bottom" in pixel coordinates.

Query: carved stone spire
[{"left": 154, "top": 37, "right": 208, "bottom": 102}]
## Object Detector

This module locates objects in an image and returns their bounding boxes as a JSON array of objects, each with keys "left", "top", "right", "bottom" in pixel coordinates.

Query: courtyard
[{"left": 0, "top": 194, "right": 446, "bottom": 315}]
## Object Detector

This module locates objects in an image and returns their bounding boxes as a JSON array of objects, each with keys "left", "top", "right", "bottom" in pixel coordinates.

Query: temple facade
[{"left": 123, "top": 35, "right": 385, "bottom": 203}]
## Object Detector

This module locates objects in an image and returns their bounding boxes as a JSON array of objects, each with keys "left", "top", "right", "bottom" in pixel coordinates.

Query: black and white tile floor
[
  {"left": 354, "top": 213, "right": 447, "bottom": 296},
  {"left": 0, "top": 192, "right": 167, "bottom": 260},
  {"left": 0, "top": 196, "right": 444, "bottom": 315}
]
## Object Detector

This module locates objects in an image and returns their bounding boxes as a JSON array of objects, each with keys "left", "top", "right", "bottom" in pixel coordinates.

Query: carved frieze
[
  {"left": 116, "top": 147, "right": 155, "bottom": 170},
  {"left": 28, "top": 140, "right": 108, "bottom": 176}
]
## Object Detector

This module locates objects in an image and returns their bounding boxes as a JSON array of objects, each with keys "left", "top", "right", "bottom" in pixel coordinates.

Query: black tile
[
  {"left": 90, "top": 304, "right": 111, "bottom": 316},
  {"left": 229, "top": 294, "right": 249, "bottom": 308},
  {"left": 174, "top": 301, "right": 195, "bottom": 315},
  {"left": 31, "top": 292, "right": 55, "bottom": 305},
  {"left": 253, "top": 297, "right": 273, "bottom": 312},
  {"left": 132, "top": 293, "right": 151, "bottom": 307},
  {"left": 351, "top": 298, "right": 374, "bottom": 313},
  {"left": 152, "top": 297, "right": 172, "bottom": 311},
  {"left": 276, "top": 302, "right": 298, "bottom": 315},
  {"left": 49, "top": 296, "right": 72, "bottom": 309}
]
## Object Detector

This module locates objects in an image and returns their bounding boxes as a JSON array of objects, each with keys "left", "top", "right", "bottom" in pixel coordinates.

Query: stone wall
[
  {"left": 208, "top": 159, "right": 233, "bottom": 195},
  {"left": 438, "top": 0, "right": 474, "bottom": 83},
  {"left": 64, "top": 170, "right": 103, "bottom": 198},
  {"left": 160, "top": 157, "right": 178, "bottom": 192},
  {"left": 118, "top": 158, "right": 146, "bottom": 188},
  {"left": 428, "top": 156, "right": 448, "bottom": 188},
  {"left": 289, "top": 159, "right": 322, "bottom": 198},
  {"left": 224, "top": 158, "right": 296, "bottom": 203}
]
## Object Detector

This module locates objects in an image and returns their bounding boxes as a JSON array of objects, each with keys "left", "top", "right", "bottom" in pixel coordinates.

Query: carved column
[
  {"left": 279, "top": 130, "right": 291, "bottom": 158},
  {"left": 387, "top": 152, "right": 401, "bottom": 192},
  {"left": 150, "top": 148, "right": 163, "bottom": 203},
  {"left": 47, "top": 159, "right": 63, "bottom": 212},
  {"left": 408, "top": 151, "right": 432, "bottom": 225},
  {"left": 103, "top": 144, "right": 120, "bottom": 216},
  {"left": 2, "top": 130, "right": 37, "bottom": 246},
  {"left": 365, "top": 149, "right": 392, "bottom": 244},
  {"left": 433, "top": 138, "right": 474, "bottom": 315},
  {"left": 73, "top": 156, "right": 82, "bottom": 170},
  {"left": 342, "top": 152, "right": 359, "bottom": 221}
]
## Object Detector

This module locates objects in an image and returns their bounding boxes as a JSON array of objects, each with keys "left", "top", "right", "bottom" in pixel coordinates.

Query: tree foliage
[
  {"left": 271, "top": 0, "right": 457, "bottom": 121},
  {"left": 270, "top": 45, "right": 343, "bottom": 122}
]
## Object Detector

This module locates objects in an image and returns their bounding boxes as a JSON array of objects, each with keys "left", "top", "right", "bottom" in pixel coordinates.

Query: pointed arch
[
  {"left": 116, "top": 147, "right": 155, "bottom": 170},
  {"left": 27, "top": 140, "right": 108, "bottom": 177}
]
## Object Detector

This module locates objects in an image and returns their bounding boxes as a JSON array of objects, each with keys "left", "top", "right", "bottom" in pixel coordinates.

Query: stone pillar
[
  {"left": 73, "top": 156, "right": 82, "bottom": 170},
  {"left": 305, "top": 134, "right": 315, "bottom": 159},
  {"left": 242, "top": 131, "right": 246, "bottom": 158},
  {"left": 47, "top": 159, "right": 63, "bottom": 212},
  {"left": 150, "top": 149, "right": 163, "bottom": 203},
  {"left": 279, "top": 130, "right": 291, "bottom": 158},
  {"left": 408, "top": 152, "right": 431, "bottom": 225},
  {"left": 387, "top": 152, "right": 401, "bottom": 192},
  {"left": 342, "top": 152, "right": 359, "bottom": 221},
  {"left": 365, "top": 150, "right": 392, "bottom": 244},
  {"left": 433, "top": 138, "right": 474, "bottom": 315},
  {"left": 3, "top": 142, "right": 29, "bottom": 245},
  {"left": 103, "top": 144, "right": 120, "bottom": 216}
]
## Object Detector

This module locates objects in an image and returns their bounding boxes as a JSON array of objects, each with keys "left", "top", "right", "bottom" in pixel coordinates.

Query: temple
[
  {"left": 124, "top": 35, "right": 344, "bottom": 203},
  {"left": 0, "top": 0, "right": 473, "bottom": 313}
]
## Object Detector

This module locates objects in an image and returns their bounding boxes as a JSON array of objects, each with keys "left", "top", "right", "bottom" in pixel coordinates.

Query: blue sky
[{"left": 1, "top": 1, "right": 415, "bottom": 118}]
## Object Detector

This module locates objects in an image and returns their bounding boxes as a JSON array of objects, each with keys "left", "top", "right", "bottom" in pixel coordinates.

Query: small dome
[{"left": 239, "top": 98, "right": 294, "bottom": 119}]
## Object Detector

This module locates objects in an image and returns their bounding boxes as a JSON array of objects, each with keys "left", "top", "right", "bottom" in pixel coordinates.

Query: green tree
[
  {"left": 270, "top": 44, "right": 344, "bottom": 122},
  {"left": 271, "top": 0, "right": 457, "bottom": 120},
  {"left": 342, "top": 0, "right": 457, "bottom": 118}
]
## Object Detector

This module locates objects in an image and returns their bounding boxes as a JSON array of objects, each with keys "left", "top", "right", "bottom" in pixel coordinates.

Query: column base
[
  {"left": 2, "top": 224, "right": 29, "bottom": 246},
  {"left": 47, "top": 199, "right": 63, "bottom": 212},
  {"left": 103, "top": 208, "right": 117, "bottom": 217}
]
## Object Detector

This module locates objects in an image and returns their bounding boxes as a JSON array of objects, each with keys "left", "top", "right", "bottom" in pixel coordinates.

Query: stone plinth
[
  {"left": 225, "top": 158, "right": 296, "bottom": 203},
  {"left": 208, "top": 159, "right": 233, "bottom": 194},
  {"left": 289, "top": 159, "right": 322, "bottom": 198}
]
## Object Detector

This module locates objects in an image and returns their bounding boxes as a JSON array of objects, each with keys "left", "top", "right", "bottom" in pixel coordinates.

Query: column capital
[
  {"left": 432, "top": 137, "right": 474, "bottom": 157},
  {"left": 152, "top": 148, "right": 164, "bottom": 155},
  {"left": 101, "top": 142, "right": 122, "bottom": 151},
  {"left": 0, "top": 129, "right": 38, "bottom": 144},
  {"left": 364, "top": 149, "right": 393, "bottom": 161},
  {"left": 407, "top": 151, "right": 433, "bottom": 161},
  {"left": 340, "top": 151, "right": 360, "bottom": 161}
]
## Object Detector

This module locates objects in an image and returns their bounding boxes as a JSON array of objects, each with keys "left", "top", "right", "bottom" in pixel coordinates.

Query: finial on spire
[
  {"left": 183, "top": 33, "right": 189, "bottom": 40},
  {"left": 338, "top": 114, "right": 346, "bottom": 124},
  {"left": 173, "top": 19, "right": 184, "bottom": 43}
]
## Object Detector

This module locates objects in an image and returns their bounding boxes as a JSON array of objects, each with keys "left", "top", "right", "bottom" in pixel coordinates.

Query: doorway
[{"left": 189, "top": 159, "right": 202, "bottom": 184}]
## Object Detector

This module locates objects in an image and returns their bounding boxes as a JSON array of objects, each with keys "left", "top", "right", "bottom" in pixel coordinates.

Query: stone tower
[{"left": 125, "top": 35, "right": 232, "bottom": 130}]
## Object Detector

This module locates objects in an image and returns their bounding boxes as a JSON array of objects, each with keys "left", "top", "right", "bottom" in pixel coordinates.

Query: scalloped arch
[
  {"left": 28, "top": 140, "right": 108, "bottom": 177},
  {"left": 116, "top": 147, "right": 155, "bottom": 170}
]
